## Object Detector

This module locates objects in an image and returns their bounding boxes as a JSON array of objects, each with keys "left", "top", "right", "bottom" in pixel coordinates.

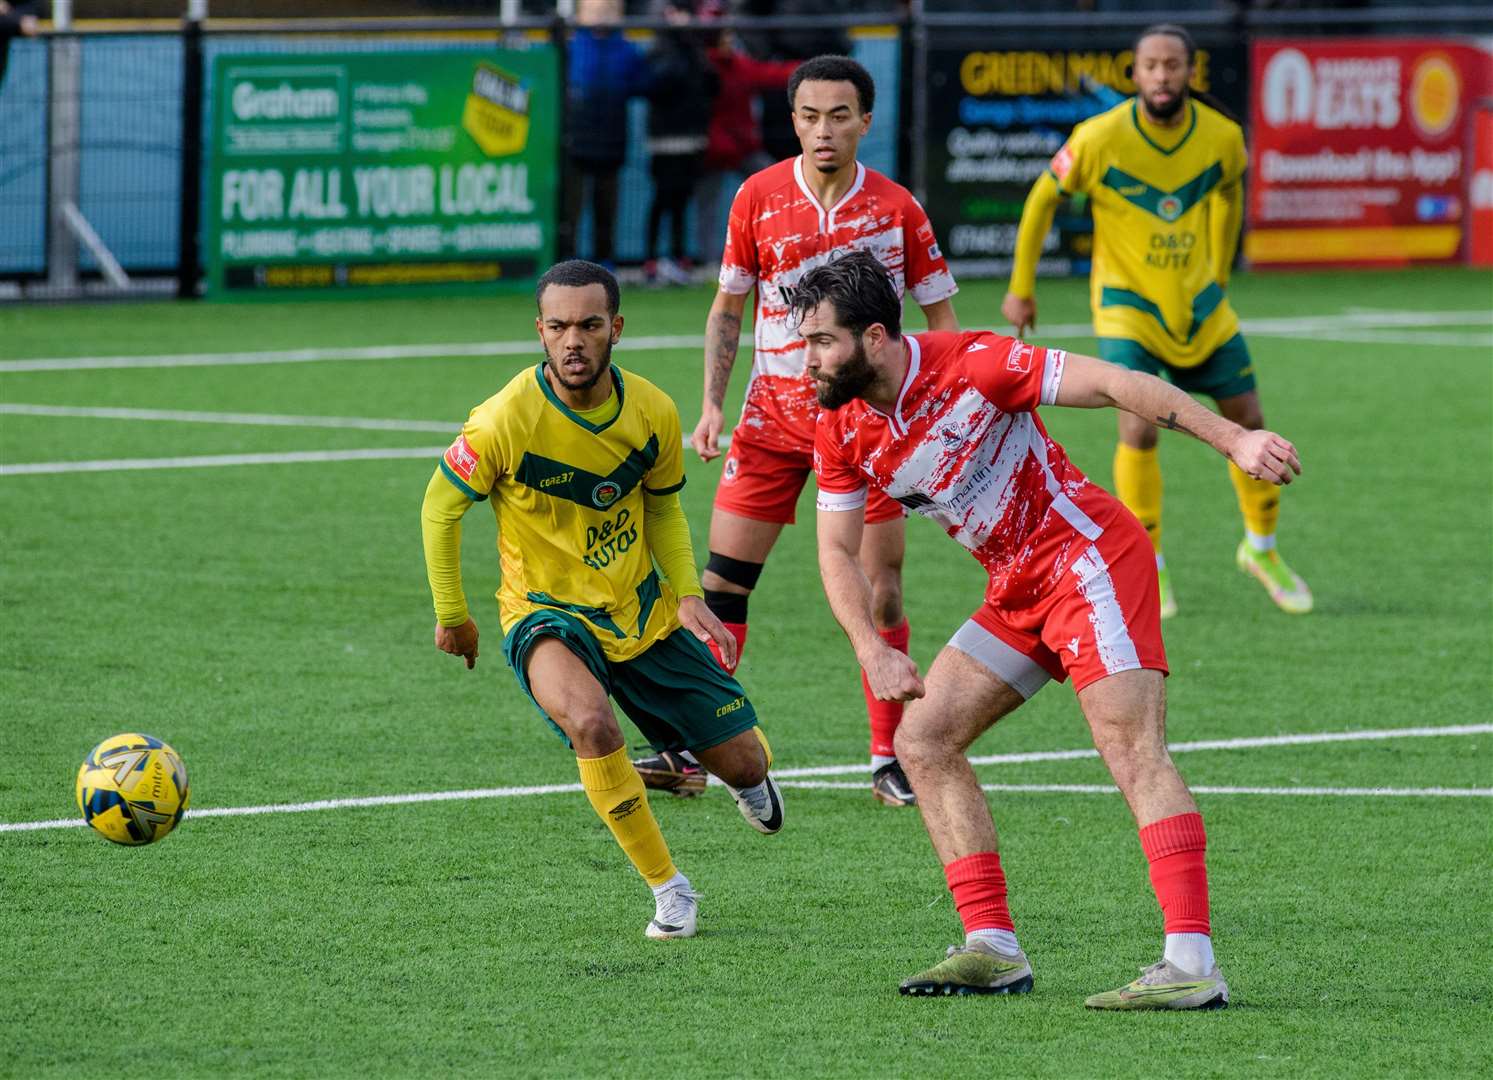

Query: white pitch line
[
  {"left": 3, "top": 722, "right": 1487, "bottom": 834},
  {"left": 0, "top": 446, "right": 446, "bottom": 477},
  {"left": 4, "top": 310, "right": 1488, "bottom": 372},
  {"left": 0, "top": 403, "right": 456, "bottom": 432},
  {"left": 772, "top": 722, "right": 1493, "bottom": 779},
  {"left": 782, "top": 781, "right": 1493, "bottom": 798}
]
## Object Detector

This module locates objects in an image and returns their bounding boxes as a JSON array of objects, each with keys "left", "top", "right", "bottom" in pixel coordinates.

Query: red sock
[
  {"left": 863, "top": 619, "right": 910, "bottom": 757},
  {"left": 944, "top": 851, "right": 1014, "bottom": 933},
  {"left": 1139, "top": 812, "right": 1211, "bottom": 935},
  {"left": 708, "top": 621, "right": 747, "bottom": 674}
]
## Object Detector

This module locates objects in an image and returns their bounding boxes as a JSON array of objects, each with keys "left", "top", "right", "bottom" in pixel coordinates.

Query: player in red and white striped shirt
[
  {"left": 639, "top": 56, "right": 960, "bottom": 809},
  {"left": 804, "top": 251, "right": 1300, "bottom": 1008}
]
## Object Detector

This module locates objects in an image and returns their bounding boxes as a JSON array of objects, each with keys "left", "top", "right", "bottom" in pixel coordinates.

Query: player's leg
[
  {"left": 1209, "top": 338, "right": 1312, "bottom": 613},
  {"left": 615, "top": 627, "right": 783, "bottom": 835},
  {"left": 895, "top": 620, "right": 1051, "bottom": 996},
  {"left": 1047, "top": 521, "right": 1226, "bottom": 1008},
  {"left": 509, "top": 618, "right": 694, "bottom": 940},
  {"left": 1076, "top": 669, "right": 1228, "bottom": 1009},
  {"left": 858, "top": 507, "right": 917, "bottom": 806},
  {"left": 1102, "top": 339, "right": 1175, "bottom": 618}
]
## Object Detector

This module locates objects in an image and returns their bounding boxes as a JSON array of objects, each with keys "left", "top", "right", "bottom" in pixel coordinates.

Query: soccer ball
[{"left": 75, "top": 733, "right": 190, "bottom": 846}]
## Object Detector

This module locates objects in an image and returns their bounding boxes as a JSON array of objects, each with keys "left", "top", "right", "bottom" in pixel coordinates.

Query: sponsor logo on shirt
[
  {"left": 927, "top": 243, "right": 941, "bottom": 261},
  {"left": 915, "top": 222, "right": 934, "bottom": 243},
  {"left": 1007, "top": 341, "right": 1035, "bottom": 374},
  {"left": 445, "top": 434, "right": 480, "bottom": 481}
]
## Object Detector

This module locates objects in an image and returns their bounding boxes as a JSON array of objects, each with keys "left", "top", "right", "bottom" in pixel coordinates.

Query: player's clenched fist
[
  {"left": 859, "top": 642, "right": 926, "bottom": 702},
  {"left": 435, "top": 617, "right": 478, "bottom": 669},
  {"left": 1229, "top": 429, "right": 1301, "bottom": 486},
  {"left": 691, "top": 406, "right": 724, "bottom": 461}
]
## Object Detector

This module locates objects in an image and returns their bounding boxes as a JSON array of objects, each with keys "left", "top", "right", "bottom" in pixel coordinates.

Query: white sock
[
  {"left": 1245, "top": 529, "right": 1275, "bottom": 552},
  {"left": 651, "top": 871, "right": 689, "bottom": 898},
  {"left": 1163, "top": 932, "right": 1215, "bottom": 975},
  {"left": 966, "top": 928, "right": 1020, "bottom": 955},
  {"left": 871, "top": 753, "right": 896, "bottom": 771}
]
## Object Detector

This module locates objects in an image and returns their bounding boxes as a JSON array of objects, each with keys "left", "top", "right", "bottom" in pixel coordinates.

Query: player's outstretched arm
[
  {"left": 694, "top": 289, "right": 749, "bottom": 461},
  {"left": 1002, "top": 171, "right": 1062, "bottom": 336},
  {"left": 1054, "top": 352, "right": 1302, "bottom": 485},
  {"left": 816, "top": 506, "right": 925, "bottom": 702},
  {"left": 421, "top": 467, "right": 479, "bottom": 668}
]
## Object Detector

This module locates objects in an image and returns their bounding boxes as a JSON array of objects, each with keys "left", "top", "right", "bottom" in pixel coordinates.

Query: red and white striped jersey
[
  {"left": 718, "top": 156, "right": 958, "bottom": 454},
  {"left": 814, "top": 330, "right": 1128, "bottom": 609}
]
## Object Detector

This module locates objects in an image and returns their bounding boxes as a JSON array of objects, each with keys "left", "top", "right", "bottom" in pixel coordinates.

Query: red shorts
[
  {"left": 716, "top": 432, "right": 904, "bottom": 526},
  {"left": 962, "top": 513, "right": 1167, "bottom": 694}
]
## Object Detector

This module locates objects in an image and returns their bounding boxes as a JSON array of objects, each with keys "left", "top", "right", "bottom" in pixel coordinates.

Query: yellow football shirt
[
  {"left": 1051, "top": 99, "right": 1247, "bottom": 367},
  {"left": 435, "top": 363, "right": 687, "bottom": 662}
]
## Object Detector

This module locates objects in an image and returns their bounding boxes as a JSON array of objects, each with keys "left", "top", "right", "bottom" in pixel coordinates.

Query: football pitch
[{"left": 1, "top": 267, "right": 1489, "bottom": 1077}]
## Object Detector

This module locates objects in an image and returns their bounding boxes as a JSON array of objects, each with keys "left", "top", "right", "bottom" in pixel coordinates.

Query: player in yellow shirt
[
  {"left": 421, "top": 260, "right": 784, "bottom": 941},
  {"left": 1003, "top": 23, "right": 1311, "bottom": 617}
]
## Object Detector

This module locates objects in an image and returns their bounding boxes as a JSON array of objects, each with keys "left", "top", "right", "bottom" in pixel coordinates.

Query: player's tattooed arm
[
  {"left": 693, "top": 290, "right": 749, "bottom": 461},
  {"left": 1154, "top": 410, "right": 1196, "bottom": 437},
  {"left": 705, "top": 308, "right": 741, "bottom": 409}
]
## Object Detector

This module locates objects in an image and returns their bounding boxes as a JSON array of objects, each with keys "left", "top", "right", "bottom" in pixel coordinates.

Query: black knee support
[{"left": 704, "top": 551, "right": 764, "bottom": 591}]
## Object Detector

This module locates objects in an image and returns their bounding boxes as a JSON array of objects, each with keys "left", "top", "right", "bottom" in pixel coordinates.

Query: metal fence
[{"left": 2, "top": 5, "right": 1490, "bottom": 300}]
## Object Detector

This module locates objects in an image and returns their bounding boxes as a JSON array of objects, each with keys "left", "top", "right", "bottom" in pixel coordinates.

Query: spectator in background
[
  {"left": 564, "top": 0, "right": 652, "bottom": 267},
  {"left": 737, "top": 0, "right": 850, "bottom": 163},
  {"left": 694, "top": 8, "right": 797, "bottom": 265},
  {"left": 644, "top": 1, "right": 719, "bottom": 285},
  {"left": 0, "top": 2, "right": 41, "bottom": 88}
]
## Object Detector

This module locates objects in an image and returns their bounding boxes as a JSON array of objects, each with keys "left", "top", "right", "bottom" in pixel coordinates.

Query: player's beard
[
  {"left": 544, "top": 338, "right": 614, "bottom": 393},
  {"left": 814, "top": 337, "right": 877, "bottom": 410},
  {"left": 1143, "top": 86, "right": 1188, "bottom": 121}
]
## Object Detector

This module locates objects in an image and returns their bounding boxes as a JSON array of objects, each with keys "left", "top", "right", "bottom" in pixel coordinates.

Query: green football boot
[
  {"left": 898, "top": 939, "right": 1034, "bottom": 997},
  {"left": 1157, "top": 561, "right": 1178, "bottom": 619},
  {"left": 1084, "top": 959, "right": 1229, "bottom": 1010},
  {"left": 1236, "top": 540, "right": 1313, "bottom": 614}
]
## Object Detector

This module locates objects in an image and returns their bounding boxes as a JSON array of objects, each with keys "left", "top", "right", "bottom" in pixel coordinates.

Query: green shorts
[
  {"left": 502, "top": 608, "right": 759, "bottom": 754},
  {"left": 1099, "top": 334, "right": 1256, "bottom": 401}
]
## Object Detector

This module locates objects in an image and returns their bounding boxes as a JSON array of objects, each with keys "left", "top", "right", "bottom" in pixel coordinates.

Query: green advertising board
[{"left": 208, "top": 48, "right": 557, "bottom": 297}]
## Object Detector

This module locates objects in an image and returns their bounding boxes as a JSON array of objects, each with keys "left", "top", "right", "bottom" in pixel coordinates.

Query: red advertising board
[
  {"left": 1247, "top": 38, "right": 1493, "bottom": 267},
  {"left": 1469, "top": 104, "right": 1493, "bottom": 267}
]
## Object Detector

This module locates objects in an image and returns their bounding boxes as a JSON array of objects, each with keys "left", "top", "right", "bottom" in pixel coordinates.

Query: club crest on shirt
[
  {"left": 1006, "top": 341, "right": 1035, "bottom": 374},
  {"left": 592, "top": 481, "right": 622, "bottom": 508},
  {"left": 1158, "top": 195, "right": 1183, "bottom": 222},
  {"left": 445, "top": 434, "right": 480, "bottom": 481},
  {"left": 939, "top": 425, "right": 961, "bottom": 449}
]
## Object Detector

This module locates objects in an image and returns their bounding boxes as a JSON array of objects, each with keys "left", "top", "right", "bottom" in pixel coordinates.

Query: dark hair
[
  {"left": 787, "top": 55, "right": 875, "bottom": 116},
  {"left": 1135, "top": 23, "right": 1196, "bottom": 65},
  {"left": 535, "top": 259, "right": 620, "bottom": 316},
  {"left": 790, "top": 250, "right": 900, "bottom": 339}
]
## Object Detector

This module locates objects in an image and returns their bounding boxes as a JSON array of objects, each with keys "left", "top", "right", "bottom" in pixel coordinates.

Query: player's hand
[
  {"left": 859, "top": 642, "right": 925, "bottom": 702},
  {"left": 691, "top": 406, "right": 724, "bottom": 462},
  {"left": 435, "top": 618, "right": 479, "bottom": 669},
  {"left": 1001, "top": 292, "right": 1037, "bottom": 337},
  {"left": 678, "top": 594, "right": 736, "bottom": 671},
  {"left": 1229, "top": 429, "right": 1301, "bottom": 486}
]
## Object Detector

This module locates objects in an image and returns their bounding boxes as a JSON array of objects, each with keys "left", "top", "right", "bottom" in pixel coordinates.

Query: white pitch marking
[
  {"left": 0, "top": 403, "right": 455, "bottom": 432},
  {"left": 4, "top": 311, "right": 1489, "bottom": 372},
  {"left": 771, "top": 722, "right": 1493, "bottom": 778},
  {"left": 0, "top": 446, "right": 446, "bottom": 477},
  {"left": 3, "top": 723, "right": 1487, "bottom": 834},
  {"left": 781, "top": 781, "right": 1493, "bottom": 798}
]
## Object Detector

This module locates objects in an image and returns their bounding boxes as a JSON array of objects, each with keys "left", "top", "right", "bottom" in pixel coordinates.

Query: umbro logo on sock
[{"left": 609, "top": 797, "right": 642, "bottom": 820}]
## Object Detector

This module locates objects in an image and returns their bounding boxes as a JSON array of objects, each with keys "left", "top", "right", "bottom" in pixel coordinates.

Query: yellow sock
[
  {"left": 1114, "top": 443, "right": 1163, "bottom": 554},
  {"left": 576, "top": 747, "right": 677, "bottom": 887},
  {"left": 1229, "top": 462, "right": 1280, "bottom": 540},
  {"left": 752, "top": 726, "right": 773, "bottom": 770}
]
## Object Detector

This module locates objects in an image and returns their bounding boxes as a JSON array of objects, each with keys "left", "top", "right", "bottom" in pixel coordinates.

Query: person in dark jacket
[
  {"left": 563, "top": 1, "right": 652, "bottom": 265},
  {"left": 643, "top": 1, "right": 719, "bottom": 284},
  {"left": 737, "top": 0, "right": 851, "bottom": 162},
  {"left": 0, "top": 1, "right": 40, "bottom": 88}
]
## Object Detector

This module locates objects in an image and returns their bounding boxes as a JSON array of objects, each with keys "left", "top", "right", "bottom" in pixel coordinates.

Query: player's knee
[
  {"left": 562, "top": 706, "right": 622, "bottom": 756},
  {"left": 893, "top": 713, "right": 951, "bottom": 770}
]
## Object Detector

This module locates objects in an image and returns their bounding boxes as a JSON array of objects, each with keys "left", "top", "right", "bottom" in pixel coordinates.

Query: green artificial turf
[{"left": 2, "top": 267, "right": 1489, "bottom": 1077}]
